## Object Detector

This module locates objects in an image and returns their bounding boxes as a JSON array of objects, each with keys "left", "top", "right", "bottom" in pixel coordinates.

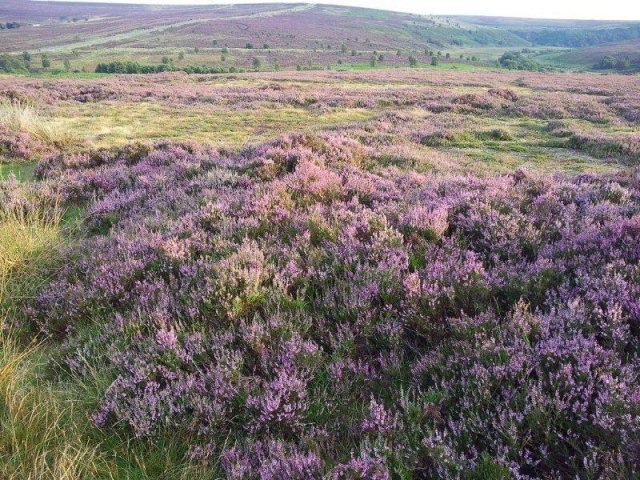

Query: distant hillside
[
  {"left": 1, "top": 1, "right": 639, "bottom": 73},
  {"left": 452, "top": 16, "right": 640, "bottom": 47}
]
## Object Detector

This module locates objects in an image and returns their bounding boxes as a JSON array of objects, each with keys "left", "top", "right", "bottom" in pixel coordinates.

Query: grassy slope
[{"left": 1, "top": 1, "right": 526, "bottom": 72}]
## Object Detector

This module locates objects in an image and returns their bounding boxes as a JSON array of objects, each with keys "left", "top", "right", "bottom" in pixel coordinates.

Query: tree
[
  {"left": 341, "top": 43, "right": 347, "bottom": 54},
  {"left": 0, "top": 54, "right": 29, "bottom": 74},
  {"left": 252, "top": 57, "right": 261, "bottom": 70},
  {"left": 178, "top": 52, "right": 185, "bottom": 60},
  {"left": 369, "top": 55, "right": 377, "bottom": 67},
  {"left": 222, "top": 47, "right": 229, "bottom": 54},
  {"left": 431, "top": 56, "right": 439, "bottom": 66},
  {"left": 22, "top": 51, "right": 31, "bottom": 62},
  {"left": 615, "top": 56, "right": 631, "bottom": 70},
  {"left": 498, "top": 51, "right": 542, "bottom": 71},
  {"left": 161, "top": 56, "right": 171, "bottom": 65},
  {"left": 409, "top": 55, "right": 418, "bottom": 67},
  {"left": 41, "top": 54, "right": 50, "bottom": 69},
  {"left": 64, "top": 59, "right": 71, "bottom": 71},
  {"left": 246, "top": 43, "right": 254, "bottom": 49}
]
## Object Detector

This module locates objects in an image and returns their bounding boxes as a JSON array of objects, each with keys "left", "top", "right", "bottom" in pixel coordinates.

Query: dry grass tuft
[{"left": 0, "top": 100, "right": 77, "bottom": 149}]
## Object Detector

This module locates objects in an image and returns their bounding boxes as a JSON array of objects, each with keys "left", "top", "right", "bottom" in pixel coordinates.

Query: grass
[
  {"left": 50, "top": 102, "right": 378, "bottom": 148},
  {"left": 0, "top": 331, "right": 220, "bottom": 479},
  {"left": 0, "top": 203, "right": 63, "bottom": 317},
  {"left": 0, "top": 199, "right": 94, "bottom": 479},
  {"left": 0, "top": 336, "right": 112, "bottom": 480},
  {"left": 0, "top": 162, "right": 35, "bottom": 181},
  {"left": 0, "top": 100, "right": 78, "bottom": 151},
  {"left": 0, "top": 189, "right": 218, "bottom": 480}
]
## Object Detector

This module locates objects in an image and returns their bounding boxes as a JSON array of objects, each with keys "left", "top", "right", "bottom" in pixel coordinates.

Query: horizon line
[{"left": 28, "top": 1, "right": 640, "bottom": 22}]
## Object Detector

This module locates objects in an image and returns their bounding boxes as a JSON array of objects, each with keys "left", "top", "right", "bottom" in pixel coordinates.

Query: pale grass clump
[
  {"left": 0, "top": 204, "right": 62, "bottom": 314},
  {"left": 0, "top": 201, "right": 100, "bottom": 480},
  {"left": 0, "top": 100, "right": 76, "bottom": 148},
  {"left": 0, "top": 334, "right": 113, "bottom": 480},
  {"left": 0, "top": 203, "right": 109, "bottom": 479}
]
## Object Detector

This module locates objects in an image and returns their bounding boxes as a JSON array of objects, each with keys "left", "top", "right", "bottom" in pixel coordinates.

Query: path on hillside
[{"left": 22, "top": 3, "right": 318, "bottom": 54}]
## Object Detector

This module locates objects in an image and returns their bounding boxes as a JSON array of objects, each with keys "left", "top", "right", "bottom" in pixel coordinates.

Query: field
[
  {"left": 2, "top": 0, "right": 640, "bottom": 73},
  {"left": 2, "top": 2, "right": 640, "bottom": 480}
]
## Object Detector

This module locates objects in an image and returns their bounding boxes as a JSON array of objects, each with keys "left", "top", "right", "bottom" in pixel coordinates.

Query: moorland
[{"left": 1, "top": 1, "right": 640, "bottom": 479}]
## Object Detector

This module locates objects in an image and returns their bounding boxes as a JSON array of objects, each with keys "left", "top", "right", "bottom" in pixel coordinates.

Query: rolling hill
[{"left": 2, "top": 1, "right": 639, "bottom": 73}]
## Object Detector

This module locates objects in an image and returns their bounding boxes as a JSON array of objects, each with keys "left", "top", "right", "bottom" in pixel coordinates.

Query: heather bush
[{"left": 26, "top": 134, "right": 640, "bottom": 478}]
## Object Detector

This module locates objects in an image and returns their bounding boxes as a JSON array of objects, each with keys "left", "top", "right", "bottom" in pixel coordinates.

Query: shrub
[
  {"left": 498, "top": 51, "right": 543, "bottom": 71},
  {"left": 27, "top": 136, "right": 640, "bottom": 477},
  {"left": 0, "top": 54, "right": 28, "bottom": 74}
]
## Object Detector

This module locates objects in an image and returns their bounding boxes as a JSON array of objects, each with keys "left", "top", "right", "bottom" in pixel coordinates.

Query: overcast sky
[{"left": 51, "top": 0, "right": 640, "bottom": 21}]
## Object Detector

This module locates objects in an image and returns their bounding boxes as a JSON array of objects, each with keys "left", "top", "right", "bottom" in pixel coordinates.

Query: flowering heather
[{"left": 28, "top": 130, "right": 640, "bottom": 478}]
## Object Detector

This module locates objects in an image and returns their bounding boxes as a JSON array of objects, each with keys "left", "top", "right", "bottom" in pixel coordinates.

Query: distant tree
[
  {"left": 396, "top": 49, "right": 401, "bottom": 56},
  {"left": 0, "top": 54, "right": 28, "bottom": 73},
  {"left": 212, "top": 40, "right": 218, "bottom": 46},
  {"left": 596, "top": 55, "right": 632, "bottom": 70},
  {"left": 252, "top": 57, "right": 261, "bottom": 70},
  {"left": 64, "top": 59, "right": 71, "bottom": 71},
  {"left": 615, "top": 56, "right": 631, "bottom": 70},
  {"left": 431, "top": 56, "right": 439, "bottom": 66},
  {"left": 161, "top": 56, "right": 171, "bottom": 65},
  {"left": 369, "top": 55, "right": 377, "bottom": 67},
  {"left": 222, "top": 47, "right": 229, "bottom": 54},
  {"left": 41, "top": 54, "right": 50, "bottom": 69},
  {"left": 378, "top": 54, "right": 384, "bottom": 62},
  {"left": 409, "top": 55, "right": 418, "bottom": 67},
  {"left": 460, "top": 54, "right": 464, "bottom": 59},
  {"left": 341, "top": 43, "right": 347, "bottom": 54},
  {"left": 221, "top": 54, "right": 226, "bottom": 62},
  {"left": 246, "top": 43, "right": 254, "bottom": 49},
  {"left": 193, "top": 47, "right": 199, "bottom": 53},
  {"left": 22, "top": 51, "right": 31, "bottom": 62},
  {"left": 263, "top": 44, "right": 269, "bottom": 49},
  {"left": 498, "top": 51, "right": 542, "bottom": 71},
  {"left": 178, "top": 52, "right": 185, "bottom": 60},
  {"left": 445, "top": 53, "right": 451, "bottom": 59},
  {"left": 351, "top": 49, "right": 357, "bottom": 56}
]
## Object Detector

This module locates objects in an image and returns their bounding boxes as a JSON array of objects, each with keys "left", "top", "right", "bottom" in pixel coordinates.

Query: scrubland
[{"left": 1, "top": 64, "right": 639, "bottom": 479}]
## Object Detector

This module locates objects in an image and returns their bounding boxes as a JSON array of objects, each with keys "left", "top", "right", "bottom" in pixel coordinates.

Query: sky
[{"left": 50, "top": 0, "right": 640, "bottom": 21}]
